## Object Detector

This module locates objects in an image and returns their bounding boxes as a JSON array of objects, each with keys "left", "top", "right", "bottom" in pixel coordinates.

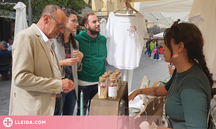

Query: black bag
[
  {"left": 164, "top": 115, "right": 173, "bottom": 128},
  {"left": 207, "top": 114, "right": 215, "bottom": 129}
]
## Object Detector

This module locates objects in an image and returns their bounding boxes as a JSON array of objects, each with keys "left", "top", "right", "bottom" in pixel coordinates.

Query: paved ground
[
  {"left": 1, "top": 51, "right": 216, "bottom": 128},
  {"left": 0, "top": 79, "right": 11, "bottom": 115}
]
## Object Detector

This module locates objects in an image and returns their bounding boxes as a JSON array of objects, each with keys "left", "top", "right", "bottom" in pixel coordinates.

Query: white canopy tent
[
  {"left": 153, "top": 32, "right": 163, "bottom": 38},
  {"left": 13, "top": 2, "right": 28, "bottom": 37},
  {"left": 188, "top": 0, "right": 216, "bottom": 80},
  {"left": 134, "top": 0, "right": 193, "bottom": 27}
]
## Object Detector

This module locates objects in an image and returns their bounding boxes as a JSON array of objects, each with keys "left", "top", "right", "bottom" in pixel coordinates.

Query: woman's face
[
  {"left": 66, "top": 14, "right": 79, "bottom": 33},
  {"left": 163, "top": 45, "right": 171, "bottom": 62},
  {"left": 163, "top": 38, "right": 179, "bottom": 63}
]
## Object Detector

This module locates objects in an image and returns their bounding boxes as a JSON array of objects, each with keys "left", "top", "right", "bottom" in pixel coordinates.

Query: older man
[
  {"left": 7, "top": 39, "right": 13, "bottom": 51},
  {"left": 0, "top": 40, "right": 12, "bottom": 80},
  {"left": 9, "top": 5, "right": 75, "bottom": 115}
]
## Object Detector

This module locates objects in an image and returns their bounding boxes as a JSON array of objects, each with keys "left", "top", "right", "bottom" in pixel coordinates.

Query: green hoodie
[{"left": 75, "top": 30, "right": 107, "bottom": 82}]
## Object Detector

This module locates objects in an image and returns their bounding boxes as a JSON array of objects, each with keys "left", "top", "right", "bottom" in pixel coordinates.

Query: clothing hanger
[
  {"left": 114, "top": 1, "right": 139, "bottom": 17},
  {"left": 125, "top": 1, "right": 139, "bottom": 14}
]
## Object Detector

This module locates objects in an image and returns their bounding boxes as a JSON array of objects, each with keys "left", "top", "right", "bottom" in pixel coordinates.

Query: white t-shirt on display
[
  {"left": 100, "top": 18, "right": 107, "bottom": 36},
  {"left": 106, "top": 12, "right": 147, "bottom": 70}
]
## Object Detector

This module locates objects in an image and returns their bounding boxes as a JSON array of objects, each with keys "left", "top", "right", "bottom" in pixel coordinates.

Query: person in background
[
  {"left": 129, "top": 22, "right": 214, "bottom": 129},
  {"left": 149, "top": 39, "right": 154, "bottom": 59},
  {"left": 9, "top": 5, "right": 75, "bottom": 115},
  {"left": 7, "top": 39, "right": 13, "bottom": 51},
  {"left": 75, "top": 12, "right": 107, "bottom": 115},
  {"left": 158, "top": 46, "right": 164, "bottom": 54},
  {"left": 53, "top": 8, "right": 83, "bottom": 115},
  {"left": 154, "top": 39, "right": 161, "bottom": 61},
  {"left": 0, "top": 40, "right": 12, "bottom": 80},
  {"left": 144, "top": 39, "right": 150, "bottom": 55}
]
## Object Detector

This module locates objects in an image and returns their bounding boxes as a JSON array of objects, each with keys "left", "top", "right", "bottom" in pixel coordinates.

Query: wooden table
[{"left": 89, "top": 81, "right": 129, "bottom": 115}]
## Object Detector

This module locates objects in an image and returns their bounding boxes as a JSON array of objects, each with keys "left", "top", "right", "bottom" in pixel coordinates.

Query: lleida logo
[
  {"left": 3, "top": 117, "right": 13, "bottom": 127},
  {"left": 127, "top": 26, "right": 137, "bottom": 39}
]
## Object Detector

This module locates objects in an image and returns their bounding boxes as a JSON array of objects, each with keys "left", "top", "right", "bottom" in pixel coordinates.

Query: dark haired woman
[
  {"left": 129, "top": 22, "right": 214, "bottom": 129},
  {"left": 53, "top": 8, "right": 83, "bottom": 115}
]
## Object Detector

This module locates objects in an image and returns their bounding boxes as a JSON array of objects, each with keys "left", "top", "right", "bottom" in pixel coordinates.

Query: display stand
[
  {"left": 89, "top": 81, "right": 129, "bottom": 115},
  {"left": 122, "top": 4, "right": 135, "bottom": 93},
  {"left": 122, "top": 69, "right": 134, "bottom": 92}
]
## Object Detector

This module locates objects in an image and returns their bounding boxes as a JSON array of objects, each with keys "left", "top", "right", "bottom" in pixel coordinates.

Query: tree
[
  {"left": 0, "top": 2, "right": 16, "bottom": 21},
  {"left": 29, "top": 0, "right": 87, "bottom": 22},
  {"left": 0, "top": 0, "right": 87, "bottom": 22},
  {"left": 148, "top": 25, "right": 160, "bottom": 38}
]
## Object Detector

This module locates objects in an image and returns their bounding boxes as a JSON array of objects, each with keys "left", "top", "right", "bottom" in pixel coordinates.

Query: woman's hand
[
  {"left": 73, "top": 50, "right": 83, "bottom": 62},
  {"left": 73, "top": 50, "right": 83, "bottom": 67},
  {"left": 59, "top": 58, "right": 78, "bottom": 66},
  {"left": 168, "top": 64, "right": 174, "bottom": 76}
]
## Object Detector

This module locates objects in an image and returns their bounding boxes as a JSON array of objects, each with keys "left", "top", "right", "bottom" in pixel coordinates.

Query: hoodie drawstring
[
  {"left": 97, "top": 38, "right": 99, "bottom": 56},
  {"left": 89, "top": 37, "right": 91, "bottom": 65}
]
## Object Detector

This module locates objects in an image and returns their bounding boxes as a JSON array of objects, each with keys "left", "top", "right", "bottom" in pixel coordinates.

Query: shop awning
[
  {"left": 188, "top": 0, "right": 216, "bottom": 80},
  {"left": 134, "top": 0, "right": 193, "bottom": 27}
]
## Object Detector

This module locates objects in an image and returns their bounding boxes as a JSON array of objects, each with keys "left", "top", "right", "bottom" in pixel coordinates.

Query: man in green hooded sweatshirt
[{"left": 75, "top": 12, "right": 107, "bottom": 115}]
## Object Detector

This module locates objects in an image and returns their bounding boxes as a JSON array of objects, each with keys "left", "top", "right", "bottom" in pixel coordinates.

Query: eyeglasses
[
  {"left": 71, "top": 19, "right": 79, "bottom": 24},
  {"left": 49, "top": 15, "right": 66, "bottom": 29}
]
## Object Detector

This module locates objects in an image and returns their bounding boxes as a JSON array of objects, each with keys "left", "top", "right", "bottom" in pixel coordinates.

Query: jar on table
[
  {"left": 107, "top": 72, "right": 112, "bottom": 84},
  {"left": 110, "top": 74, "right": 116, "bottom": 80},
  {"left": 115, "top": 69, "right": 121, "bottom": 73},
  {"left": 108, "top": 78, "right": 117, "bottom": 100},
  {"left": 102, "top": 73, "right": 109, "bottom": 84},
  {"left": 113, "top": 72, "right": 121, "bottom": 91},
  {"left": 98, "top": 77, "right": 107, "bottom": 99},
  {"left": 117, "top": 71, "right": 121, "bottom": 82},
  {"left": 108, "top": 74, "right": 115, "bottom": 93},
  {"left": 108, "top": 71, "right": 113, "bottom": 75}
]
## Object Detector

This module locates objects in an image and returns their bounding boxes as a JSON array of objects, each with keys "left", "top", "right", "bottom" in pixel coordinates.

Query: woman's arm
[
  {"left": 59, "top": 58, "right": 78, "bottom": 66},
  {"left": 128, "top": 86, "right": 167, "bottom": 101}
]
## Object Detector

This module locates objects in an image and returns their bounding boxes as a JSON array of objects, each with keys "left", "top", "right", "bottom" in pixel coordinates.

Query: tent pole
[
  {"left": 28, "top": 0, "right": 32, "bottom": 26},
  {"left": 123, "top": 0, "right": 134, "bottom": 93}
]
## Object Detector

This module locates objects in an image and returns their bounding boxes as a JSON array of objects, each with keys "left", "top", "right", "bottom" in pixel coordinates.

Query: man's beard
[{"left": 88, "top": 26, "right": 100, "bottom": 35}]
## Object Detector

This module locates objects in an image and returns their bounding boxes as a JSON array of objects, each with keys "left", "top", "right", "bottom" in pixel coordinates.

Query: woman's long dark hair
[
  {"left": 163, "top": 22, "right": 214, "bottom": 97},
  {"left": 56, "top": 8, "right": 78, "bottom": 50}
]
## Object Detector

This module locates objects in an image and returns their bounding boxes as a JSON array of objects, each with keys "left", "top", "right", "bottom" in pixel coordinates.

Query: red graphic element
[{"left": 127, "top": 26, "right": 137, "bottom": 39}]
